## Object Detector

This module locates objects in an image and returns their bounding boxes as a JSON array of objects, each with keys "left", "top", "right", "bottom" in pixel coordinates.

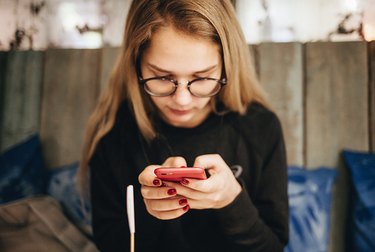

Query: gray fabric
[{"left": 0, "top": 196, "right": 98, "bottom": 252}]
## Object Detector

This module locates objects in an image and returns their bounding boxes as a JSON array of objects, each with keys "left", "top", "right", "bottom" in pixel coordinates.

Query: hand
[
  {"left": 163, "top": 154, "right": 242, "bottom": 209},
  {"left": 138, "top": 156, "right": 190, "bottom": 220}
]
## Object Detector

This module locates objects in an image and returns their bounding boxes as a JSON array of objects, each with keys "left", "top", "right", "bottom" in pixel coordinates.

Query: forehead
[{"left": 142, "top": 25, "right": 221, "bottom": 74}]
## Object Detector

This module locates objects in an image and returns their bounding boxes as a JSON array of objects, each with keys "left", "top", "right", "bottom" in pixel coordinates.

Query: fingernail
[
  {"left": 180, "top": 165, "right": 187, "bottom": 168},
  {"left": 167, "top": 188, "right": 176, "bottom": 195},
  {"left": 179, "top": 199, "right": 188, "bottom": 206},
  {"left": 153, "top": 179, "right": 160, "bottom": 186},
  {"left": 183, "top": 205, "right": 190, "bottom": 211},
  {"left": 181, "top": 178, "right": 189, "bottom": 185}
]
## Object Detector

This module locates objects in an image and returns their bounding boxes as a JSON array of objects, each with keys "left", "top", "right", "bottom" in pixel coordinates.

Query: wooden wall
[
  {"left": 40, "top": 49, "right": 101, "bottom": 168},
  {"left": 0, "top": 42, "right": 373, "bottom": 252},
  {"left": 305, "top": 42, "right": 369, "bottom": 252},
  {"left": 0, "top": 51, "right": 43, "bottom": 153},
  {"left": 370, "top": 41, "right": 375, "bottom": 151}
]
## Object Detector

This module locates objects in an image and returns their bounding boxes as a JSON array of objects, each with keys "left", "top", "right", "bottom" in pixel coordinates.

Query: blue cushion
[
  {"left": 285, "top": 166, "right": 337, "bottom": 252},
  {"left": 0, "top": 134, "right": 47, "bottom": 204},
  {"left": 343, "top": 150, "right": 375, "bottom": 252},
  {"left": 47, "top": 162, "right": 92, "bottom": 235}
]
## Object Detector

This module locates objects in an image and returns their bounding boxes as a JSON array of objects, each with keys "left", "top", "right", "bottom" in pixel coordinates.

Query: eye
[
  {"left": 193, "top": 74, "right": 207, "bottom": 79},
  {"left": 163, "top": 75, "right": 176, "bottom": 81},
  {"left": 149, "top": 69, "right": 173, "bottom": 79}
]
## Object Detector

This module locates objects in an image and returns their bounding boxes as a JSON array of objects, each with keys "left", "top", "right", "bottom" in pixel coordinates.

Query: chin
[
  {"left": 167, "top": 118, "right": 191, "bottom": 127},
  {"left": 165, "top": 114, "right": 195, "bottom": 127}
]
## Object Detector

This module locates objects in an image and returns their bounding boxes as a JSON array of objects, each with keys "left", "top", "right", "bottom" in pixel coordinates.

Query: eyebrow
[{"left": 147, "top": 63, "right": 217, "bottom": 74}]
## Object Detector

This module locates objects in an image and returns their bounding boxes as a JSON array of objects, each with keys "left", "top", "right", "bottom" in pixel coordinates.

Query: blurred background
[
  {"left": 0, "top": 1, "right": 374, "bottom": 252},
  {"left": 0, "top": 0, "right": 374, "bottom": 50}
]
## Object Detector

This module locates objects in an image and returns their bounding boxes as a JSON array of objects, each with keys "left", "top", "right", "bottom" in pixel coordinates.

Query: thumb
[
  {"left": 162, "top": 156, "right": 187, "bottom": 167},
  {"left": 193, "top": 154, "right": 226, "bottom": 175}
]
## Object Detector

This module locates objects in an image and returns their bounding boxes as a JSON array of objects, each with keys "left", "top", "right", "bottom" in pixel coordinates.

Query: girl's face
[{"left": 140, "top": 25, "right": 222, "bottom": 128}]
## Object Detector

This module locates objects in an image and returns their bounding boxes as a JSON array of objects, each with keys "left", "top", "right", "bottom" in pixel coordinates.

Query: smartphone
[{"left": 154, "top": 167, "right": 207, "bottom": 182}]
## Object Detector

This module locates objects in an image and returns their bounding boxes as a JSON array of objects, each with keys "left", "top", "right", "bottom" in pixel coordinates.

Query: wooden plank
[
  {"left": 257, "top": 42, "right": 304, "bottom": 166},
  {"left": 0, "top": 52, "right": 7, "bottom": 151},
  {"left": 305, "top": 42, "right": 369, "bottom": 166},
  {"left": 248, "top": 44, "right": 259, "bottom": 76},
  {"left": 0, "top": 51, "right": 44, "bottom": 153},
  {"left": 100, "top": 46, "right": 121, "bottom": 92},
  {"left": 305, "top": 41, "right": 369, "bottom": 252},
  {"left": 370, "top": 41, "right": 375, "bottom": 152},
  {"left": 40, "top": 49, "right": 101, "bottom": 168}
]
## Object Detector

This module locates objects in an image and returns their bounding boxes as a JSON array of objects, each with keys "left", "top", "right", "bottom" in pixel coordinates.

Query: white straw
[{"left": 126, "top": 185, "right": 135, "bottom": 252}]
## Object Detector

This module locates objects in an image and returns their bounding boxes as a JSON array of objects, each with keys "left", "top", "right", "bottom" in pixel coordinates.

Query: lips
[{"left": 169, "top": 108, "right": 191, "bottom": 116}]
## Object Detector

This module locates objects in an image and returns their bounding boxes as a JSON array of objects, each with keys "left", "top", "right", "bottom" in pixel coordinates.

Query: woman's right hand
[{"left": 138, "top": 157, "right": 190, "bottom": 220}]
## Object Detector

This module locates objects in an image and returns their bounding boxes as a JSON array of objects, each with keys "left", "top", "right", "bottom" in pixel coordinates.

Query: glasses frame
[{"left": 138, "top": 76, "right": 227, "bottom": 97}]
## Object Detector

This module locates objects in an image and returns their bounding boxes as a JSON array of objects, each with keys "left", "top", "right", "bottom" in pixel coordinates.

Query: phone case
[{"left": 154, "top": 167, "right": 207, "bottom": 181}]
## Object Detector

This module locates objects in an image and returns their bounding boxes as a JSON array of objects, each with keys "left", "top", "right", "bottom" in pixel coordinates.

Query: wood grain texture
[
  {"left": 305, "top": 41, "right": 369, "bottom": 252},
  {"left": 40, "top": 49, "right": 101, "bottom": 168},
  {"left": 0, "top": 52, "right": 7, "bottom": 151},
  {"left": 100, "top": 47, "right": 121, "bottom": 92},
  {"left": 370, "top": 41, "right": 375, "bottom": 152},
  {"left": 257, "top": 42, "right": 304, "bottom": 166},
  {"left": 248, "top": 44, "right": 259, "bottom": 76},
  {"left": 0, "top": 51, "right": 44, "bottom": 152},
  {"left": 305, "top": 42, "right": 369, "bottom": 166}
]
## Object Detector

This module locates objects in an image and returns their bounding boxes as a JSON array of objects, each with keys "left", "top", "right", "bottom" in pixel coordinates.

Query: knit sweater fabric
[{"left": 89, "top": 101, "right": 289, "bottom": 252}]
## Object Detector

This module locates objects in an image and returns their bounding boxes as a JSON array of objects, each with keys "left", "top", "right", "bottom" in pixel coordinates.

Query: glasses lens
[
  {"left": 189, "top": 79, "right": 222, "bottom": 97},
  {"left": 144, "top": 79, "right": 175, "bottom": 96}
]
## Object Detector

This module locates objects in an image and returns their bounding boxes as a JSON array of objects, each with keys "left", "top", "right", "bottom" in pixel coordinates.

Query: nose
[{"left": 172, "top": 79, "right": 192, "bottom": 106}]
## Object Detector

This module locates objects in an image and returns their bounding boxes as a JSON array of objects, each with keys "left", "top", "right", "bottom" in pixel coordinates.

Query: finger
[
  {"left": 138, "top": 165, "right": 162, "bottom": 186},
  {"left": 162, "top": 156, "right": 187, "bottom": 167},
  {"left": 146, "top": 204, "right": 190, "bottom": 220},
  {"left": 144, "top": 197, "right": 189, "bottom": 211},
  {"left": 181, "top": 198, "right": 210, "bottom": 210},
  {"left": 193, "top": 154, "right": 227, "bottom": 175},
  {"left": 162, "top": 181, "right": 207, "bottom": 200},
  {"left": 179, "top": 177, "right": 216, "bottom": 193},
  {"left": 140, "top": 185, "right": 178, "bottom": 199}
]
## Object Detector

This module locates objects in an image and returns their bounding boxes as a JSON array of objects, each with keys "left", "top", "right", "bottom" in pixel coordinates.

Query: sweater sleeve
[
  {"left": 89, "top": 135, "right": 130, "bottom": 252},
  {"left": 214, "top": 112, "right": 289, "bottom": 252}
]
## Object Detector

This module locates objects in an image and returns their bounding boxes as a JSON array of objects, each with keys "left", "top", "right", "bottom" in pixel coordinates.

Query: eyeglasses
[{"left": 138, "top": 76, "right": 227, "bottom": 97}]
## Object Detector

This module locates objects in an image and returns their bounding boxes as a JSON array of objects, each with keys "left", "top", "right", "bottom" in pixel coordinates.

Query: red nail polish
[
  {"left": 181, "top": 178, "right": 189, "bottom": 185},
  {"left": 179, "top": 199, "right": 188, "bottom": 206},
  {"left": 153, "top": 179, "right": 160, "bottom": 186},
  {"left": 183, "top": 205, "right": 190, "bottom": 211},
  {"left": 167, "top": 188, "right": 176, "bottom": 195}
]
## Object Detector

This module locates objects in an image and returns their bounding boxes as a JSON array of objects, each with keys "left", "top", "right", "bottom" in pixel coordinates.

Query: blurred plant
[
  {"left": 8, "top": 1, "right": 46, "bottom": 50},
  {"left": 76, "top": 24, "right": 104, "bottom": 35},
  {"left": 9, "top": 28, "right": 26, "bottom": 50},
  {"left": 328, "top": 12, "right": 365, "bottom": 40},
  {"left": 9, "top": 28, "right": 36, "bottom": 50},
  {"left": 30, "top": 1, "right": 45, "bottom": 17}
]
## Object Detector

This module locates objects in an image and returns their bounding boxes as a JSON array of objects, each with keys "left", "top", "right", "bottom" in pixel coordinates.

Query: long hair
[{"left": 78, "top": 0, "right": 268, "bottom": 187}]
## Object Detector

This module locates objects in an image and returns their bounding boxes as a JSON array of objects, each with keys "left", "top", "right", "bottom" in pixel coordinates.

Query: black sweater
[{"left": 89, "top": 101, "right": 289, "bottom": 252}]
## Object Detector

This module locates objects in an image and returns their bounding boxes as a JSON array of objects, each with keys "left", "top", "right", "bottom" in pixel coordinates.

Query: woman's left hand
[{"left": 163, "top": 154, "right": 242, "bottom": 209}]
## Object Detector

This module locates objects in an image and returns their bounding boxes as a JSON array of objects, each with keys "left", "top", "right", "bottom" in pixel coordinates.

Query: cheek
[
  {"left": 150, "top": 97, "right": 167, "bottom": 110},
  {"left": 150, "top": 96, "right": 211, "bottom": 110},
  {"left": 196, "top": 97, "right": 211, "bottom": 108}
]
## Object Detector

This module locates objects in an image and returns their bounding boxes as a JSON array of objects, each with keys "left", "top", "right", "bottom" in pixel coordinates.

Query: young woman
[{"left": 79, "top": 0, "right": 288, "bottom": 251}]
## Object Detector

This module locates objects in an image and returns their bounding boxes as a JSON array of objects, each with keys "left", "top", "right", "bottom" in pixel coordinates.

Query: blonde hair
[{"left": 78, "top": 0, "right": 268, "bottom": 186}]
